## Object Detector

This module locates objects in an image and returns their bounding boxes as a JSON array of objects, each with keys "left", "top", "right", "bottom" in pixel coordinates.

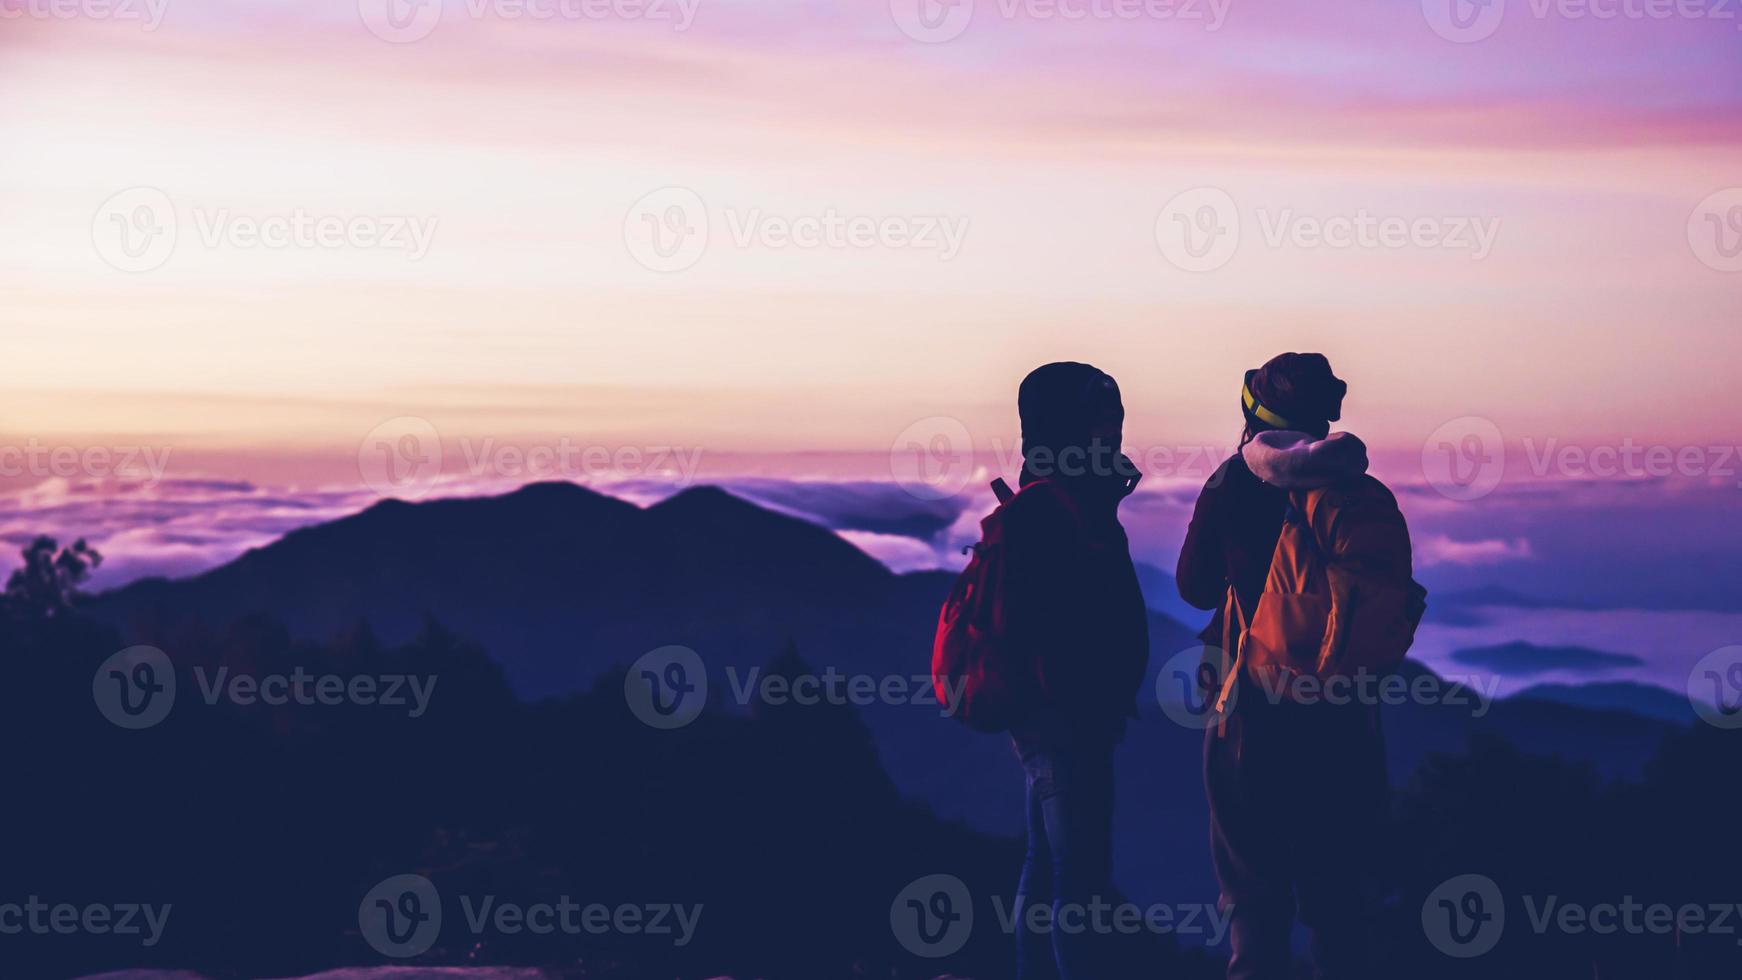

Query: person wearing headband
[{"left": 1177, "top": 352, "right": 1390, "bottom": 980}]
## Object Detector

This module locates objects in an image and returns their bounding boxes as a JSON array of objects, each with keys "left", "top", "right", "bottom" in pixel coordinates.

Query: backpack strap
[
  {"left": 1287, "top": 489, "right": 1324, "bottom": 552},
  {"left": 1217, "top": 577, "right": 1254, "bottom": 716},
  {"left": 1012, "top": 477, "right": 1085, "bottom": 530}
]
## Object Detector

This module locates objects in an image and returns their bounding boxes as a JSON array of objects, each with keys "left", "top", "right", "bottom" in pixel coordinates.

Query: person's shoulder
[
  {"left": 1001, "top": 480, "right": 1079, "bottom": 531},
  {"left": 1313, "top": 474, "right": 1401, "bottom": 519},
  {"left": 1202, "top": 452, "right": 1255, "bottom": 493}
]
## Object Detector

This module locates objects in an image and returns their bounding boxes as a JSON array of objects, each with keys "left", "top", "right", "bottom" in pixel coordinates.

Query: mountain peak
[
  {"left": 502, "top": 480, "right": 616, "bottom": 502},
  {"left": 649, "top": 484, "right": 754, "bottom": 512}
]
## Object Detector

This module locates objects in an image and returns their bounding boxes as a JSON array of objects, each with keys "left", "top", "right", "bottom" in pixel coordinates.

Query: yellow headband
[{"left": 1242, "top": 383, "right": 1296, "bottom": 430}]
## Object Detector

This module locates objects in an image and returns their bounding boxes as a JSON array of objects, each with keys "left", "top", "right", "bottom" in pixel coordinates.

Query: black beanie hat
[
  {"left": 1243, "top": 352, "right": 1346, "bottom": 437},
  {"left": 1018, "top": 361, "right": 1123, "bottom": 460}
]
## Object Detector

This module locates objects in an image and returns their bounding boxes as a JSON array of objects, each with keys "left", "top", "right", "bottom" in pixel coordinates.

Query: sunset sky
[
  {"left": 2, "top": 0, "right": 1739, "bottom": 470},
  {"left": 3, "top": 0, "right": 1741, "bottom": 703}
]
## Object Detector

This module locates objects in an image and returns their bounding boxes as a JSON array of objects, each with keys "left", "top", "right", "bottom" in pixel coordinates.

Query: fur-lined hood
[{"left": 1241, "top": 430, "right": 1369, "bottom": 490}]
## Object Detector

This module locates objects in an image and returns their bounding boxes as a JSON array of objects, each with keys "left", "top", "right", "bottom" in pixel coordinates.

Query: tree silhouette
[{"left": 2, "top": 535, "right": 102, "bottom": 620}]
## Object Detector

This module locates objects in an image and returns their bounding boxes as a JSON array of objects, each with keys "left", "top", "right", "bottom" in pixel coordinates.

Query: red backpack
[{"left": 931, "top": 478, "right": 1077, "bottom": 733}]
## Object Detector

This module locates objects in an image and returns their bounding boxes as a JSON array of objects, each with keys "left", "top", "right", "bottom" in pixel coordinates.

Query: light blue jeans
[{"left": 1012, "top": 731, "right": 1117, "bottom": 980}]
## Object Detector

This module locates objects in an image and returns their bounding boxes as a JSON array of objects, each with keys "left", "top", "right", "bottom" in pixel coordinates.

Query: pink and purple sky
[
  {"left": 3, "top": 0, "right": 1739, "bottom": 458},
  {"left": 2, "top": 0, "right": 1741, "bottom": 692}
]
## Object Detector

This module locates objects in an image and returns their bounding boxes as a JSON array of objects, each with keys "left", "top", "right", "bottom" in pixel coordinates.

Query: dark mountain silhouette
[
  {"left": 1451, "top": 640, "right": 1645, "bottom": 676},
  {"left": 80, "top": 481, "right": 1698, "bottom": 918},
  {"left": 1508, "top": 680, "right": 1698, "bottom": 725},
  {"left": 90, "top": 482, "right": 931, "bottom": 697}
]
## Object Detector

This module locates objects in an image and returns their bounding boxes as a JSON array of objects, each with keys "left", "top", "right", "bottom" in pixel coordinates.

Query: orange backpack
[{"left": 1218, "top": 481, "right": 1427, "bottom": 708}]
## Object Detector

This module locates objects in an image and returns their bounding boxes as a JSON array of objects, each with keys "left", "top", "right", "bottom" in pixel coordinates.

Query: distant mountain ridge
[
  {"left": 1507, "top": 680, "right": 1698, "bottom": 725},
  {"left": 1451, "top": 640, "right": 1646, "bottom": 676},
  {"left": 89, "top": 481, "right": 948, "bottom": 696}
]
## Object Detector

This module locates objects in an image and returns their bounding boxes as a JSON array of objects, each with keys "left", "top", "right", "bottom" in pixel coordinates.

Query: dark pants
[
  {"left": 1204, "top": 678, "right": 1389, "bottom": 980},
  {"left": 1013, "top": 727, "right": 1116, "bottom": 980}
]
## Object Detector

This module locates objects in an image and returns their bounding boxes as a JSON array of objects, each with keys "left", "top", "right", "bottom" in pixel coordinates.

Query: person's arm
[
  {"left": 1000, "top": 487, "right": 1079, "bottom": 669},
  {"left": 1175, "top": 462, "right": 1231, "bottom": 610}
]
